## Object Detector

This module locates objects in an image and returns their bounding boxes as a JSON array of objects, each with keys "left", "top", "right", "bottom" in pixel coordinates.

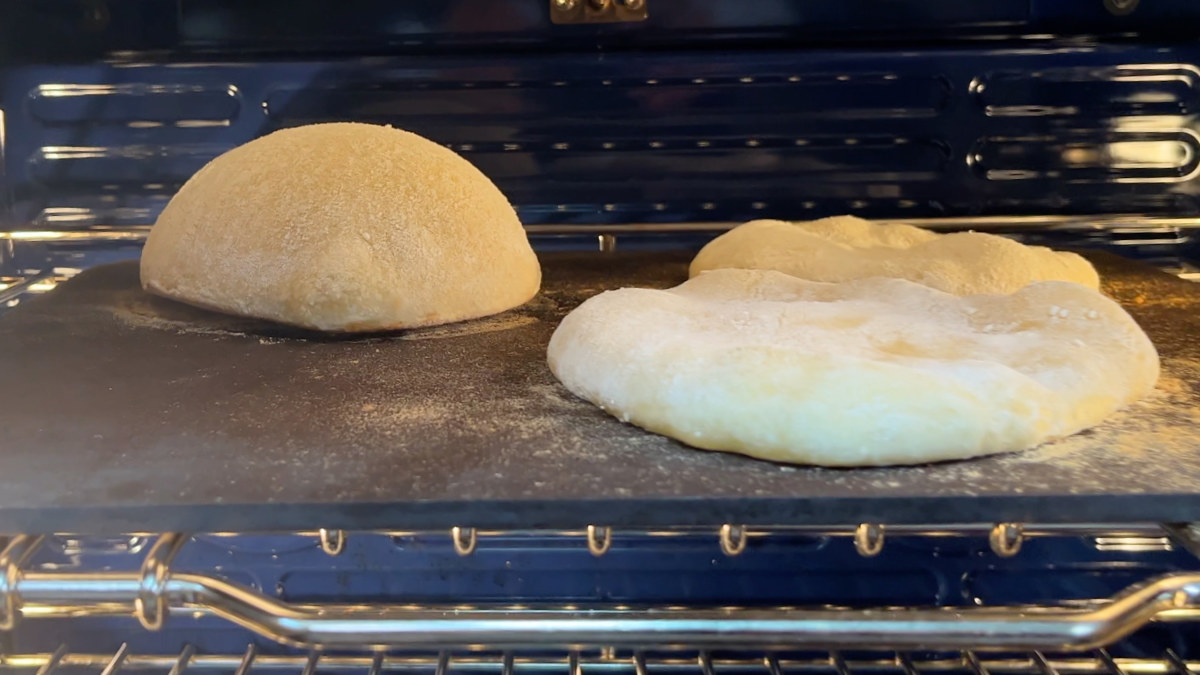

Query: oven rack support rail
[
  {"left": 4, "top": 211, "right": 1197, "bottom": 319},
  {"left": 11, "top": 213, "right": 1200, "bottom": 242},
  {"left": 4, "top": 524, "right": 1200, "bottom": 652}
]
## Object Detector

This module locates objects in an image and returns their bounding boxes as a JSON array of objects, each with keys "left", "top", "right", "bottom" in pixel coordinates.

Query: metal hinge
[{"left": 550, "top": 0, "right": 648, "bottom": 24}]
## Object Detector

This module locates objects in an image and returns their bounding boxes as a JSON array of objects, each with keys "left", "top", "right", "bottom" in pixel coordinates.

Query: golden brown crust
[{"left": 140, "top": 123, "right": 541, "bottom": 332}]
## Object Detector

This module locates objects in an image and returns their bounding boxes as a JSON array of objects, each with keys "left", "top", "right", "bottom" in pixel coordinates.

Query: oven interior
[{"left": 3, "top": 0, "right": 1200, "bottom": 669}]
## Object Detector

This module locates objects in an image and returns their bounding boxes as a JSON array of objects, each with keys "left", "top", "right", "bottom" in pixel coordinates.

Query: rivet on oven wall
[
  {"left": 452, "top": 526, "right": 477, "bottom": 556},
  {"left": 854, "top": 523, "right": 885, "bottom": 557},
  {"left": 318, "top": 528, "right": 346, "bottom": 556},
  {"left": 989, "top": 522, "right": 1024, "bottom": 557},
  {"left": 719, "top": 524, "right": 748, "bottom": 556},
  {"left": 587, "top": 525, "right": 613, "bottom": 556},
  {"left": 136, "top": 532, "right": 188, "bottom": 631},
  {"left": 0, "top": 534, "right": 45, "bottom": 630}
]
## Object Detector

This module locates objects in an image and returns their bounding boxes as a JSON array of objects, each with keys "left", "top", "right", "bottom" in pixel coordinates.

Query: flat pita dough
[
  {"left": 690, "top": 216, "right": 1100, "bottom": 295},
  {"left": 547, "top": 269, "right": 1158, "bottom": 466},
  {"left": 141, "top": 123, "right": 540, "bottom": 332}
]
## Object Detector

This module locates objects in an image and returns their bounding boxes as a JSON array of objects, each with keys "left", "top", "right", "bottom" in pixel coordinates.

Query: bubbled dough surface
[
  {"left": 690, "top": 216, "right": 1101, "bottom": 295},
  {"left": 548, "top": 269, "right": 1159, "bottom": 467},
  {"left": 140, "top": 122, "right": 541, "bottom": 332}
]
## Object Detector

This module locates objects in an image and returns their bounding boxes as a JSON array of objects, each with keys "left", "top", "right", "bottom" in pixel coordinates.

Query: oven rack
[
  {"left": 5, "top": 524, "right": 1200, "bottom": 653},
  {"left": 2, "top": 643, "right": 1199, "bottom": 675}
]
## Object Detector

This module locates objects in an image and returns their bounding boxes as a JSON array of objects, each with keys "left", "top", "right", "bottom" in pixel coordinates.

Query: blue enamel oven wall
[{"left": 5, "top": 45, "right": 1200, "bottom": 234}]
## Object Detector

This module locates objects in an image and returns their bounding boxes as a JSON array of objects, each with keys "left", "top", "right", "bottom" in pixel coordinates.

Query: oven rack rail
[
  {"left": 2, "top": 644, "right": 1199, "bottom": 675},
  {"left": 4, "top": 524, "right": 1200, "bottom": 653},
  {"left": 9, "top": 213, "right": 1200, "bottom": 241}
]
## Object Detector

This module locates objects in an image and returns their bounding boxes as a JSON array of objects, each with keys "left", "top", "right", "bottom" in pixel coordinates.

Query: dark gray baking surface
[{"left": 0, "top": 251, "right": 1198, "bottom": 533}]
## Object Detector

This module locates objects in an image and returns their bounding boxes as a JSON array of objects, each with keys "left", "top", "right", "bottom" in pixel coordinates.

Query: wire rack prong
[
  {"left": 435, "top": 651, "right": 451, "bottom": 675},
  {"left": 897, "top": 653, "right": 920, "bottom": 675},
  {"left": 1097, "top": 650, "right": 1127, "bottom": 675},
  {"left": 831, "top": 652, "right": 853, "bottom": 675},
  {"left": 633, "top": 653, "right": 648, "bottom": 675},
  {"left": 232, "top": 643, "right": 257, "bottom": 675},
  {"left": 33, "top": 644, "right": 68, "bottom": 675},
  {"left": 369, "top": 653, "right": 384, "bottom": 675},
  {"left": 99, "top": 643, "right": 129, "bottom": 675},
  {"left": 167, "top": 645, "right": 194, "bottom": 675},
  {"left": 1164, "top": 649, "right": 1192, "bottom": 675},
  {"left": 965, "top": 651, "right": 990, "bottom": 675},
  {"left": 302, "top": 652, "right": 320, "bottom": 675},
  {"left": 1034, "top": 652, "right": 1060, "bottom": 675}
]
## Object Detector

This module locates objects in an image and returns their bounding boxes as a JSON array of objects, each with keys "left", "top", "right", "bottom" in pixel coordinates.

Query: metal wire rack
[
  {"left": 2, "top": 644, "right": 1199, "bottom": 675},
  {"left": 4, "top": 524, "right": 1200, "bottom": 654}
]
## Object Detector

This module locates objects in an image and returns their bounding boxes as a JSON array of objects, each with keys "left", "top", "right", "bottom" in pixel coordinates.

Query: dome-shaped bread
[
  {"left": 140, "top": 123, "right": 541, "bottom": 332},
  {"left": 689, "top": 216, "right": 1099, "bottom": 295}
]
